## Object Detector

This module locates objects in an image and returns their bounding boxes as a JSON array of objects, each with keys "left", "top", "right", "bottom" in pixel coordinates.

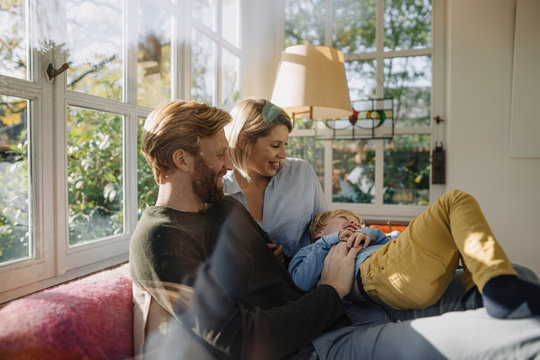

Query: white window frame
[{"left": 0, "top": 0, "right": 241, "bottom": 303}]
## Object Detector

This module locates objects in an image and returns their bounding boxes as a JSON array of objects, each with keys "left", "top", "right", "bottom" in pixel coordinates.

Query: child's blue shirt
[{"left": 288, "top": 227, "right": 394, "bottom": 291}]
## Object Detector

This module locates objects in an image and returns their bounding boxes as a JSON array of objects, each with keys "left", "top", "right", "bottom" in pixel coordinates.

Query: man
[
  {"left": 131, "top": 100, "right": 540, "bottom": 360},
  {"left": 130, "top": 100, "right": 361, "bottom": 358}
]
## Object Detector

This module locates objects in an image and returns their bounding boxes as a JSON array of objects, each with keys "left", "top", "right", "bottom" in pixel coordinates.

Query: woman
[{"left": 224, "top": 98, "right": 327, "bottom": 261}]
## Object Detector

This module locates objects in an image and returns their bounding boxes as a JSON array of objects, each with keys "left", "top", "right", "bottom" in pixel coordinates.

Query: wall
[{"left": 446, "top": 0, "right": 540, "bottom": 275}]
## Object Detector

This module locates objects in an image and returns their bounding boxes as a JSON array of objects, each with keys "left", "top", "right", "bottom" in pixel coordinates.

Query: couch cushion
[{"left": 0, "top": 274, "right": 133, "bottom": 360}]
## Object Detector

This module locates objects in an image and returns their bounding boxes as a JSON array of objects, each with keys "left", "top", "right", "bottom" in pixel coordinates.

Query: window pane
[
  {"left": 384, "top": 56, "right": 431, "bottom": 128},
  {"left": 287, "top": 136, "right": 324, "bottom": 188},
  {"left": 222, "top": 48, "right": 240, "bottom": 111},
  {"left": 191, "top": 30, "right": 215, "bottom": 105},
  {"left": 346, "top": 60, "right": 377, "bottom": 101},
  {"left": 0, "top": 95, "right": 32, "bottom": 264},
  {"left": 67, "top": 107, "right": 124, "bottom": 245},
  {"left": 383, "top": 134, "right": 430, "bottom": 205},
  {"left": 285, "top": 0, "right": 326, "bottom": 47},
  {"left": 0, "top": 0, "right": 28, "bottom": 80},
  {"left": 193, "top": 0, "right": 215, "bottom": 30},
  {"left": 384, "top": 0, "right": 432, "bottom": 51},
  {"left": 222, "top": 0, "right": 239, "bottom": 46},
  {"left": 137, "top": 117, "right": 157, "bottom": 219},
  {"left": 66, "top": 0, "right": 123, "bottom": 100},
  {"left": 333, "top": 0, "right": 376, "bottom": 53},
  {"left": 332, "top": 139, "right": 376, "bottom": 204},
  {"left": 137, "top": 0, "right": 172, "bottom": 108}
]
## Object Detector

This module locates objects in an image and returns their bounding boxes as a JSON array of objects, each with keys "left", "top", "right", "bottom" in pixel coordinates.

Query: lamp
[{"left": 271, "top": 44, "right": 352, "bottom": 121}]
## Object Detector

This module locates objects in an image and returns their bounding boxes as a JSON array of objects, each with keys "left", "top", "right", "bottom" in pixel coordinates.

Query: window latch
[{"left": 47, "top": 62, "right": 69, "bottom": 80}]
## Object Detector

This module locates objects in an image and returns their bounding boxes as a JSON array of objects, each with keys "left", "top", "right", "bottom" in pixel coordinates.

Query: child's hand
[{"left": 339, "top": 230, "right": 370, "bottom": 249}]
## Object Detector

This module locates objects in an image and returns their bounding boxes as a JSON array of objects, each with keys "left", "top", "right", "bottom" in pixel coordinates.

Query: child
[{"left": 289, "top": 190, "right": 540, "bottom": 319}]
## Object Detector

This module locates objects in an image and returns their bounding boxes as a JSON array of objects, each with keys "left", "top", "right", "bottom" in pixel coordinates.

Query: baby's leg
[{"left": 360, "top": 190, "right": 539, "bottom": 317}]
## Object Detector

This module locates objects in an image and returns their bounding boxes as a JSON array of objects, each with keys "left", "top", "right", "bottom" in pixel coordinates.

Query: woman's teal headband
[{"left": 261, "top": 101, "right": 284, "bottom": 124}]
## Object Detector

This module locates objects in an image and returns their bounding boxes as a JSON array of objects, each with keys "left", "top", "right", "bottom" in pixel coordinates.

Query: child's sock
[{"left": 482, "top": 275, "right": 540, "bottom": 319}]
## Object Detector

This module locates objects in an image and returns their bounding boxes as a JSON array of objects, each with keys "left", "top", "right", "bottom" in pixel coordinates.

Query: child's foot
[{"left": 482, "top": 275, "right": 540, "bottom": 319}]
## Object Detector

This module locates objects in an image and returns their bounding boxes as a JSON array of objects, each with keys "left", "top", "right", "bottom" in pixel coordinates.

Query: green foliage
[
  {"left": 137, "top": 117, "right": 158, "bottom": 218},
  {"left": 384, "top": 0, "right": 432, "bottom": 50},
  {"left": 332, "top": 139, "right": 376, "bottom": 204},
  {"left": 0, "top": 133, "right": 30, "bottom": 262},
  {"left": 66, "top": 107, "right": 124, "bottom": 244},
  {"left": 287, "top": 135, "right": 325, "bottom": 181},
  {"left": 332, "top": 0, "right": 377, "bottom": 53},
  {"left": 285, "top": 0, "right": 327, "bottom": 46},
  {"left": 383, "top": 135, "right": 430, "bottom": 205},
  {"left": 69, "top": 54, "right": 123, "bottom": 101}
]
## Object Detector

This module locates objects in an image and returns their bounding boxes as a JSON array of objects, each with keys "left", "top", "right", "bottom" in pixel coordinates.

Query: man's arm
[
  {"left": 182, "top": 263, "right": 348, "bottom": 359},
  {"left": 180, "top": 209, "right": 361, "bottom": 359}
]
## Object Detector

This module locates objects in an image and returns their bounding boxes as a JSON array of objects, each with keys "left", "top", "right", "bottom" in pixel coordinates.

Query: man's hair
[
  {"left": 309, "top": 209, "right": 363, "bottom": 240},
  {"left": 142, "top": 100, "right": 231, "bottom": 184},
  {"left": 226, "top": 98, "right": 293, "bottom": 182}
]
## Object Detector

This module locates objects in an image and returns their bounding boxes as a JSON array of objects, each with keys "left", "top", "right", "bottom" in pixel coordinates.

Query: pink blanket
[{"left": 0, "top": 275, "right": 133, "bottom": 360}]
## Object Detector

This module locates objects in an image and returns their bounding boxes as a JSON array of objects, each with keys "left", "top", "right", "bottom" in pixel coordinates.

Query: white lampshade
[{"left": 271, "top": 44, "right": 352, "bottom": 120}]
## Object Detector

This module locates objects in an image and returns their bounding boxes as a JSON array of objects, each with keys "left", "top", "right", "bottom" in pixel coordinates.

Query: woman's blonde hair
[
  {"left": 309, "top": 209, "right": 363, "bottom": 240},
  {"left": 142, "top": 100, "right": 231, "bottom": 184},
  {"left": 226, "top": 98, "right": 293, "bottom": 181}
]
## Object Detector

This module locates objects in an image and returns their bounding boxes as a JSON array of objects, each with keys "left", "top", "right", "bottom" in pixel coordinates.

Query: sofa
[
  {"left": 0, "top": 223, "right": 406, "bottom": 360},
  {"left": 0, "top": 263, "right": 134, "bottom": 360},
  {"left": 1, "top": 258, "right": 539, "bottom": 359}
]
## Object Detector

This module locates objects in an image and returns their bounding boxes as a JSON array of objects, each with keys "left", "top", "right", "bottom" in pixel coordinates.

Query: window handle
[{"left": 47, "top": 62, "right": 69, "bottom": 80}]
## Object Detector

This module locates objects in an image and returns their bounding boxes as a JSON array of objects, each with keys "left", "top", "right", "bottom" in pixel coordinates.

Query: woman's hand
[
  {"left": 338, "top": 230, "right": 370, "bottom": 249},
  {"left": 267, "top": 243, "right": 285, "bottom": 265}
]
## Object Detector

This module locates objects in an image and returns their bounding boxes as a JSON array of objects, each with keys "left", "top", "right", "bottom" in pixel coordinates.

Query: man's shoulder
[
  {"left": 212, "top": 195, "right": 252, "bottom": 220},
  {"left": 221, "top": 194, "right": 247, "bottom": 209},
  {"left": 131, "top": 206, "right": 207, "bottom": 245}
]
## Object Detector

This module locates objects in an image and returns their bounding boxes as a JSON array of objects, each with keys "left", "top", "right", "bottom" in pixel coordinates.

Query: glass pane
[
  {"left": 193, "top": 0, "right": 215, "bottom": 30},
  {"left": 222, "top": 0, "right": 239, "bottom": 46},
  {"left": 285, "top": 0, "right": 326, "bottom": 47},
  {"left": 0, "top": 95, "right": 32, "bottom": 264},
  {"left": 333, "top": 0, "right": 376, "bottom": 53},
  {"left": 287, "top": 136, "right": 325, "bottom": 188},
  {"left": 384, "top": 56, "right": 431, "bottom": 128},
  {"left": 383, "top": 134, "right": 430, "bottom": 205},
  {"left": 137, "top": 117, "right": 157, "bottom": 219},
  {"left": 191, "top": 30, "right": 215, "bottom": 105},
  {"left": 384, "top": 0, "right": 432, "bottom": 51},
  {"left": 137, "top": 0, "right": 172, "bottom": 108},
  {"left": 332, "top": 139, "right": 376, "bottom": 204},
  {"left": 221, "top": 48, "right": 240, "bottom": 111},
  {"left": 0, "top": 0, "right": 28, "bottom": 80},
  {"left": 67, "top": 107, "right": 124, "bottom": 245},
  {"left": 66, "top": 0, "right": 123, "bottom": 100},
  {"left": 346, "top": 60, "right": 377, "bottom": 101}
]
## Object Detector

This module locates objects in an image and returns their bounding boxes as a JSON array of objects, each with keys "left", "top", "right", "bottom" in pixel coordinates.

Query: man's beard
[{"left": 191, "top": 155, "right": 225, "bottom": 204}]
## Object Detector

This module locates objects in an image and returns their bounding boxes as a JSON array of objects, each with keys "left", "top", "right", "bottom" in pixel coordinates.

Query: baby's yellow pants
[{"left": 359, "top": 190, "right": 517, "bottom": 310}]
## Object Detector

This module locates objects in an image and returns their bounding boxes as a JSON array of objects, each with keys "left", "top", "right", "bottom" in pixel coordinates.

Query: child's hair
[{"left": 309, "top": 209, "right": 363, "bottom": 240}]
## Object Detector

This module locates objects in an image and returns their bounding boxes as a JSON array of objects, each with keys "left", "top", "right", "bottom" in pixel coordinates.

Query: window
[
  {"left": 285, "top": 0, "right": 444, "bottom": 219},
  {"left": 0, "top": 0, "right": 240, "bottom": 302}
]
